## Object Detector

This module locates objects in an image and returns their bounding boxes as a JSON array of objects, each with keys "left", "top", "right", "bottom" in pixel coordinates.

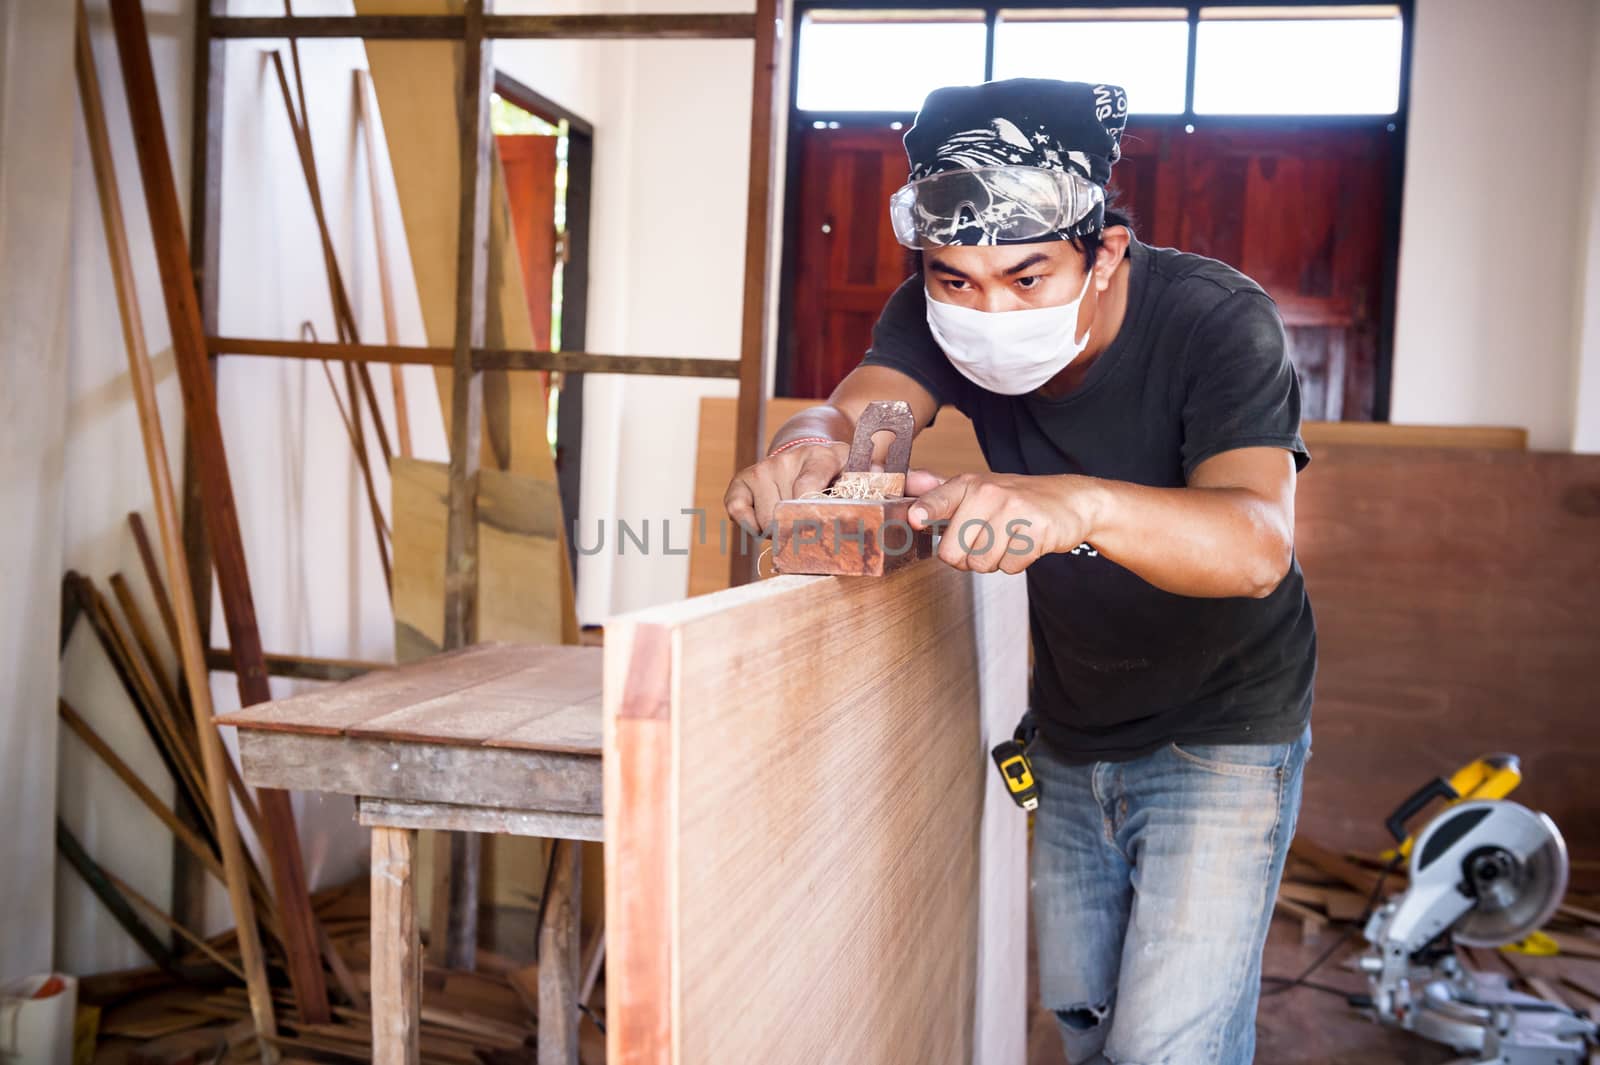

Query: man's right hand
[{"left": 723, "top": 440, "right": 851, "bottom": 536}]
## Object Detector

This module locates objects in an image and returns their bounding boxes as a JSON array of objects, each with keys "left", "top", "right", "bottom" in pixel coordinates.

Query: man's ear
[{"left": 1093, "top": 225, "right": 1131, "bottom": 289}]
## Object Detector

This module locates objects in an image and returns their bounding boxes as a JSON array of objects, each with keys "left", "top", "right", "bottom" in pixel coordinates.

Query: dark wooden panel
[{"left": 1295, "top": 446, "right": 1600, "bottom": 858}]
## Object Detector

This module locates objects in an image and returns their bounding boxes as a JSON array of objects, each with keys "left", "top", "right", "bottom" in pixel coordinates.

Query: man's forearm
[
  {"left": 766, "top": 405, "right": 853, "bottom": 454},
  {"left": 1079, "top": 477, "right": 1293, "bottom": 599}
]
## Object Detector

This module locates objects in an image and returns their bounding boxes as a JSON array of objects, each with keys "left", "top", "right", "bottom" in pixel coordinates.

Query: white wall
[
  {"left": 0, "top": 0, "right": 75, "bottom": 985},
  {"left": 1390, "top": 0, "right": 1599, "bottom": 449}
]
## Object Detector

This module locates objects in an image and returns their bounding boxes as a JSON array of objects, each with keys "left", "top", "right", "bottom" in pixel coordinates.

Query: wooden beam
[
  {"left": 75, "top": 5, "right": 281, "bottom": 1041},
  {"left": 371, "top": 826, "right": 421, "bottom": 1065},
  {"left": 209, "top": 335, "right": 741, "bottom": 378},
  {"left": 438, "top": 0, "right": 496, "bottom": 972},
  {"left": 209, "top": 13, "right": 755, "bottom": 39},
  {"left": 104, "top": 0, "right": 328, "bottom": 1026},
  {"left": 206, "top": 646, "right": 384, "bottom": 683},
  {"left": 180, "top": 0, "right": 227, "bottom": 941},
  {"left": 728, "top": 0, "right": 782, "bottom": 587}
]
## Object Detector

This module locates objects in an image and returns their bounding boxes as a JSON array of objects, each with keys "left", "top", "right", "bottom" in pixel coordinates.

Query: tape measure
[{"left": 991, "top": 714, "right": 1040, "bottom": 811}]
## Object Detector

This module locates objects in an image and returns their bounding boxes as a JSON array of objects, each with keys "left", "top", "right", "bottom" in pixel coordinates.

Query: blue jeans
[{"left": 1031, "top": 726, "right": 1310, "bottom": 1065}]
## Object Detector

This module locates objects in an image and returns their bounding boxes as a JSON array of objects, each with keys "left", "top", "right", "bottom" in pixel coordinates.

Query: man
[{"left": 725, "top": 78, "right": 1315, "bottom": 1064}]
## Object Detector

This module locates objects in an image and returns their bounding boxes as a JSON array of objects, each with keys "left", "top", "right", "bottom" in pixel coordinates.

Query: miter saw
[{"left": 1357, "top": 754, "right": 1597, "bottom": 1064}]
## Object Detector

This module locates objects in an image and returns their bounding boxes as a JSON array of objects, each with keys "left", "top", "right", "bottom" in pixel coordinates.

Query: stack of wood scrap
[
  {"left": 84, "top": 878, "right": 604, "bottom": 1064},
  {"left": 1275, "top": 836, "right": 1600, "bottom": 1019}
]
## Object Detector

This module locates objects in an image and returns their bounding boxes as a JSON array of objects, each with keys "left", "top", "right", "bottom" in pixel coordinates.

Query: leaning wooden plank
[
  {"left": 266, "top": 52, "right": 393, "bottom": 591},
  {"left": 56, "top": 818, "right": 179, "bottom": 975},
  {"left": 392, "top": 460, "right": 570, "bottom": 659},
  {"left": 76, "top": 6, "right": 286, "bottom": 1043},
  {"left": 57, "top": 697, "right": 282, "bottom": 938},
  {"left": 604, "top": 561, "right": 1029, "bottom": 1065},
  {"left": 355, "top": 69, "right": 413, "bottom": 460},
  {"left": 99, "top": 865, "right": 248, "bottom": 982}
]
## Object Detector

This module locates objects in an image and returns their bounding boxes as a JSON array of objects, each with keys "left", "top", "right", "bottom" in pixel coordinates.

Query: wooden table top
[{"left": 220, "top": 643, "right": 602, "bottom": 757}]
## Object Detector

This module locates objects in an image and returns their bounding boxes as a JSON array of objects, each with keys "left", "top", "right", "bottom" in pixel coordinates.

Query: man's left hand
[{"left": 906, "top": 471, "right": 1101, "bottom": 574}]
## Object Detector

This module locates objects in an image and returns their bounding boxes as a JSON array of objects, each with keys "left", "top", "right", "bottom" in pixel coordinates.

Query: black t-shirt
[{"left": 860, "top": 235, "right": 1317, "bottom": 762}]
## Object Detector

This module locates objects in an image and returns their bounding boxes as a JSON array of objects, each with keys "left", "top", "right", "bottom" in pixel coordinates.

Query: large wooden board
[
  {"left": 1295, "top": 446, "right": 1600, "bottom": 856},
  {"left": 604, "top": 561, "right": 1029, "bottom": 1065},
  {"left": 688, "top": 395, "right": 1527, "bottom": 596},
  {"left": 393, "top": 457, "right": 569, "bottom": 658}
]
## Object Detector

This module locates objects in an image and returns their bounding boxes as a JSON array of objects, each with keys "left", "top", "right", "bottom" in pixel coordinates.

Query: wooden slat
[
  {"left": 76, "top": 4, "right": 284, "bottom": 1042},
  {"left": 210, "top": 335, "right": 741, "bottom": 378},
  {"left": 349, "top": 649, "right": 600, "bottom": 749},
  {"left": 604, "top": 562, "right": 1028, "bottom": 1065},
  {"left": 206, "top": 646, "right": 385, "bottom": 683},
  {"left": 236, "top": 732, "right": 601, "bottom": 814},
  {"left": 1299, "top": 421, "right": 1527, "bottom": 450},
  {"left": 209, "top": 12, "right": 755, "bottom": 38},
  {"left": 483, "top": 699, "right": 602, "bottom": 756},
  {"left": 219, "top": 643, "right": 529, "bottom": 735},
  {"left": 358, "top": 798, "right": 603, "bottom": 841}
]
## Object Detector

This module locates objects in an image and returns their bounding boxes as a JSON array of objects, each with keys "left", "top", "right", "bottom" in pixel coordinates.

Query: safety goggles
[{"left": 889, "top": 165, "right": 1105, "bottom": 248}]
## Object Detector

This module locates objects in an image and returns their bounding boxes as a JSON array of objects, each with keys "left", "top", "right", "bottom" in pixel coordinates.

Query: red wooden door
[
  {"left": 786, "top": 122, "right": 1394, "bottom": 420},
  {"left": 790, "top": 127, "right": 916, "bottom": 398},
  {"left": 1110, "top": 123, "right": 1390, "bottom": 420},
  {"left": 498, "top": 133, "right": 560, "bottom": 351}
]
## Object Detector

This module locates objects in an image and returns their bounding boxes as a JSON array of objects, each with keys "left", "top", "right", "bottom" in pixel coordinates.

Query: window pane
[
  {"left": 1194, "top": 16, "right": 1403, "bottom": 115},
  {"left": 992, "top": 17, "right": 1190, "bottom": 115},
  {"left": 796, "top": 16, "right": 988, "bottom": 112}
]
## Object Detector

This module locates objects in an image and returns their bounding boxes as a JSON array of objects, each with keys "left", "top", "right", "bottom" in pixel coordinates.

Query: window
[
  {"left": 796, "top": 11, "right": 988, "bottom": 112},
  {"left": 992, "top": 9, "right": 1190, "bottom": 115},
  {"left": 1193, "top": 6, "right": 1404, "bottom": 115}
]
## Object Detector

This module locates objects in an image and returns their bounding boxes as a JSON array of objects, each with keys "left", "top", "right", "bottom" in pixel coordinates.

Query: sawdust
[{"left": 803, "top": 472, "right": 904, "bottom": 501}]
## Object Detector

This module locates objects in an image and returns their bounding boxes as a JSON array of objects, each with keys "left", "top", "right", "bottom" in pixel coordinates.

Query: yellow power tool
[{"left": 1385, "top": 753, "right": 1523, "bottom": 860}]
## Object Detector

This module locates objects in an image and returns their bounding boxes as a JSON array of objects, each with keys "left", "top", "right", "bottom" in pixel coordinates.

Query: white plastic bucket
[{"left": 0, "top": 974, "right": 77, "bottom": 1065}]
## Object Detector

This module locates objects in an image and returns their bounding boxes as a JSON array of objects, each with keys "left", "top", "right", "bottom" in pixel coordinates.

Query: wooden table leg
[
  {"left": 538, "top": 838, "right": 581, "bottom": 1065},
  {"left": 372, "top": 826, "right": 420, "bottom": 1065}
]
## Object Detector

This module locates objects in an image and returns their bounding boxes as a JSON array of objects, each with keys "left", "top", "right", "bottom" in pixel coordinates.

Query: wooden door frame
[
  {"left": 775, "top": 0, "right": 1414, "bottom": 419},
  {"left": 493, "top": 70, "right": 594, "bottom": 578}
]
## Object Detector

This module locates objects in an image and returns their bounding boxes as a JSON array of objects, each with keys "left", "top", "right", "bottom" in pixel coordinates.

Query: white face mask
[{"left": 924, "top": 269, "right": 1095, "bottom": 395}]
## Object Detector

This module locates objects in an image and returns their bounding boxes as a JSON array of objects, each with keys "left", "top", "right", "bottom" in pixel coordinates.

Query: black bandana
[{"left": 903, "top": 79, "right": 1129, "bottom": 243}]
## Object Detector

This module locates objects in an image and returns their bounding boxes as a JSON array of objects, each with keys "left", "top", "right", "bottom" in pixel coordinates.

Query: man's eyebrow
[
  {"left": 928, "top": 259, "right": 972, "bottom": 280},
  {"left": 1002, "top": 252, "right": 1052, "bottom": 276}
]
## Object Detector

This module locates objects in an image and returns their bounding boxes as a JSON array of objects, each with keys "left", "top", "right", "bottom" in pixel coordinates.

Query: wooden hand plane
[{"left": 770, "top": 400, "right": 934, "bottom": 576}]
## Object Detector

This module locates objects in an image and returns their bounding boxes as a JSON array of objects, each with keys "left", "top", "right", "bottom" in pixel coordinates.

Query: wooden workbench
[{"left": 221, "top": 642, "right": 601, "bottom": 1065}]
